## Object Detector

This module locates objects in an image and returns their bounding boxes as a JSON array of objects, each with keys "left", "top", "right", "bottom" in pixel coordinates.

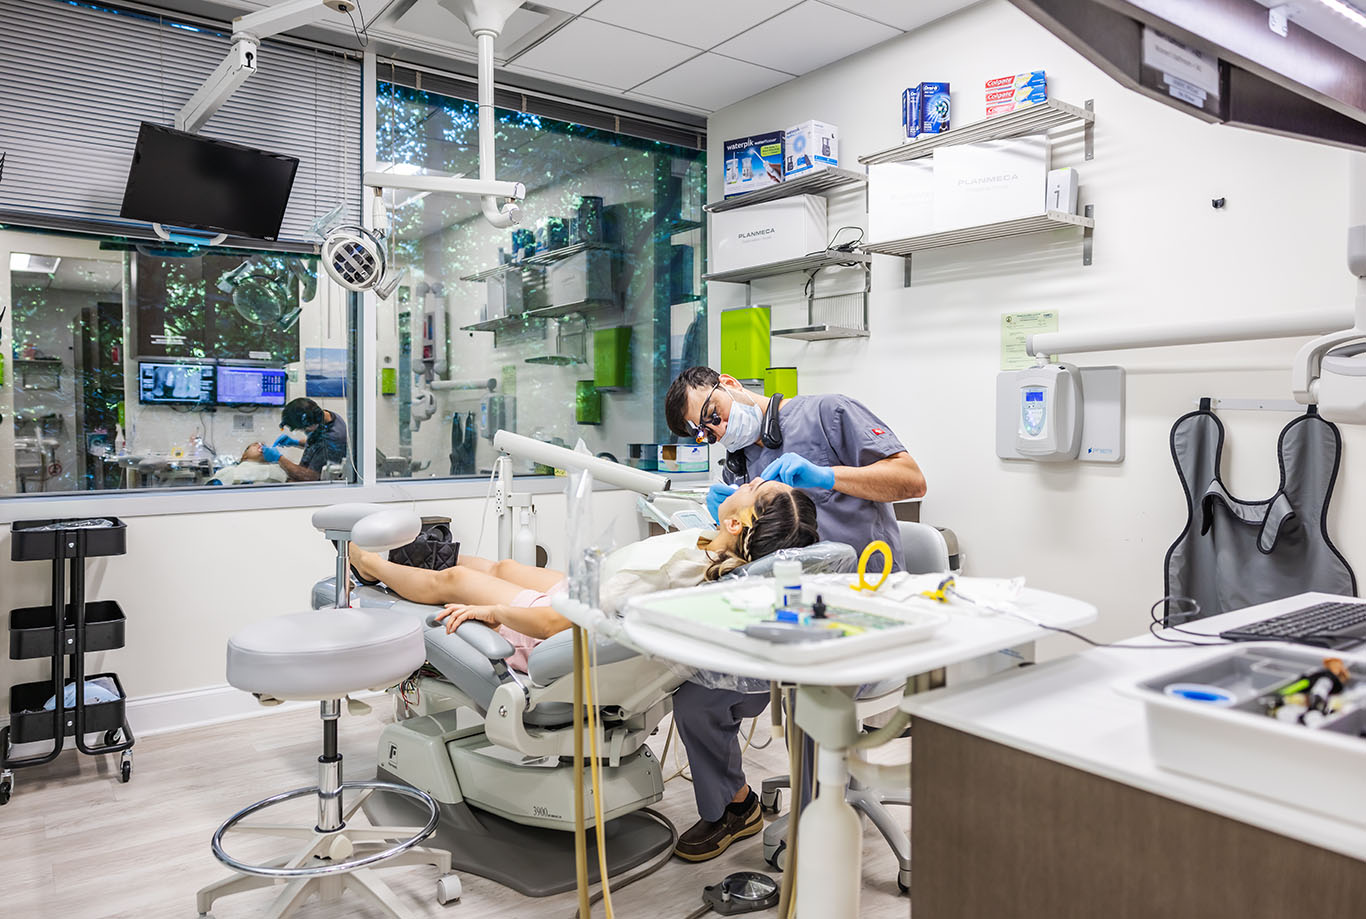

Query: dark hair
[
  {"left": 704, "top": 487, "right": 820, "bottom": 581},
  {"left": 281, "top": 397, "right": 325, "bottom": 431},
  {"left": 665, "top": 366, "right": 721, "bottom": 438}
]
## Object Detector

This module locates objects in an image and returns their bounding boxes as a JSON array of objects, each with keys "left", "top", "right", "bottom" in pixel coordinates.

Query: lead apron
[{"left": 1165, "top": 407, "right": 1356, "bottom": 619}]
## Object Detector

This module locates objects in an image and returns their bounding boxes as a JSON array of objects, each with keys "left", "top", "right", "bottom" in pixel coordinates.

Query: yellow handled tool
[{"left": 851, "top": 540, "right": 893, "bottom": 592}]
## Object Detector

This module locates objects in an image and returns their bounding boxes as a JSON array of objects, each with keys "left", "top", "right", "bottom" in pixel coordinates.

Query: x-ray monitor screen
[
  {"left": 138, "top": 361, "right": 215, "bottom": 405},
  {"left": 216, "top": 366, "right": 287, "bottom": 406}
]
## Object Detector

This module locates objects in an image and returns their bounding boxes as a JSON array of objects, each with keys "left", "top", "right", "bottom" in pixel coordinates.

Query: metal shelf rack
[
  {"left": 859, "top": 98, "right": 1095, "bottom": 166},
  {"left": 864, "top": 210, "right": 1095, "bottom": 257},
  {"left": 703, "top": 250, "right": 871, "bottom": 285},
  {"left": 705, "top": 167, "right": 868, "bottom": 213},
  {"left": 460, "top": 241, "right": 618, "bottom": 283}
]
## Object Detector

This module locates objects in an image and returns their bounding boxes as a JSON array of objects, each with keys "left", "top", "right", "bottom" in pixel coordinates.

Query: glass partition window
[
  {"left": 373, "top": 82, "right": 707, "bottom": 479},
  {"left": 1, "top": 230, "right": 356, "bottom": 495}
]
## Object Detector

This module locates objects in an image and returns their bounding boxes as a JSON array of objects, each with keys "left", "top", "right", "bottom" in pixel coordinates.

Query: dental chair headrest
[{"left": 727, "top": 540, "right": 858, "bottom": 579}]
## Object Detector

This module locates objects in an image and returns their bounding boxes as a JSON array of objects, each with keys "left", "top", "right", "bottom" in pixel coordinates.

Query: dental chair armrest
[{"left": 421, "top": 613, "right": 515, "bottom": 661}]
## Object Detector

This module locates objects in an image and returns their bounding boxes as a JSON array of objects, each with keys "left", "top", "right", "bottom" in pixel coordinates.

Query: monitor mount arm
[{"left": 1291, "top": 226, "right": 1366, "bottom": 410}]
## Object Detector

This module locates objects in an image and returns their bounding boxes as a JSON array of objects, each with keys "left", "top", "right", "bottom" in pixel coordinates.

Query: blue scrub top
[{"left": 723, "top": 394, "right": 906, "bottom": 571}]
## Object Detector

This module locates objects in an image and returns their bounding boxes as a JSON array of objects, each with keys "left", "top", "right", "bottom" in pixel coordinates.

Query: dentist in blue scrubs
[{"left": 660, "top": 365, "right": 926, "bottom": 862}]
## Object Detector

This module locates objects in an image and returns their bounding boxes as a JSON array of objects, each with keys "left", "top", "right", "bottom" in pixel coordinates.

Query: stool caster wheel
[
  {"left": 120, "top": 752, "right": 133, "bottom": 783},
  {"left": 763, "top": 839, "right": 787, "bottom": 872},
  {"left": 759, "top": 788, "right": 782, "bottom": 815},
  {"left": 897, "top": 868, "right": 910, "bottom": 894},
  {"left": 436, "top": 873, "right": 461, "bottom": 904},
  {"left": 104, "top": 729, "right": 122, "bottom": 746},
  {"left": 0, "top": 772, "right": 13, "bottom": 806}
]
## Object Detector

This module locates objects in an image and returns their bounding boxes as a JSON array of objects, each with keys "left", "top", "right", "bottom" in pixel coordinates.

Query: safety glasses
[{"left": 689, "top": 383, "right": 724, "bottom": 445}]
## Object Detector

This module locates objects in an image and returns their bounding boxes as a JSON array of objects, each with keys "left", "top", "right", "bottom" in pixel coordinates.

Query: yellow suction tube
[{"left": 572, "top": 627, "right": 591, "bottom": 918}]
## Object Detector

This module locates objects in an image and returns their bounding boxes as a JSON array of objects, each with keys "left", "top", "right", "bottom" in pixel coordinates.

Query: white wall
[{"left": 709, "top": 0, "right": 1363, "bottom": 648}]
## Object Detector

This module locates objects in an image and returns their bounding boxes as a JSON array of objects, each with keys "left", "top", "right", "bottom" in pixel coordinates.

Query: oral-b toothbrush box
[
  {"left": 918, "top": 81, "right": 950, "bottom": 134},
  {"left": 902, "top": 87, "right": 921, "bottom": 142},
  {"left": 723, "top": 132, "right": 785, "bottom": 198},
  {"left": 784, "top": 120, "right": 838, "bottom": 178}
]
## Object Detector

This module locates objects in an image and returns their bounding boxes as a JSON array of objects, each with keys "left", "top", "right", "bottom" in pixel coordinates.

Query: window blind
[{"left": 0, "top": 0, "right": 362, "bottom": 243}]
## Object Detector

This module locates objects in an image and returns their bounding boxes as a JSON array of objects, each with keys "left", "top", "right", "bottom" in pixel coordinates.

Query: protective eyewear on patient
[{"left": 690, "top": 384, "right": 724, "bottom": 445}]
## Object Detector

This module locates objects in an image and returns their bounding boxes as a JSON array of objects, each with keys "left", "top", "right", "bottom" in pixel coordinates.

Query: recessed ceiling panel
[
  {"left": 713, "top": 1, "right": 900, "bottom": 74},
  {"left": 510, "top": 18, "right": 699, "bottom": 90},
  {"left": 815, "top": 0, "right": 981, "bottom": 31},
  {"left": 632, "top": 53, "right": 792, "bottom": 111},
  {"left": 585, "top": 0, "right": 801, "bottom": 51}
]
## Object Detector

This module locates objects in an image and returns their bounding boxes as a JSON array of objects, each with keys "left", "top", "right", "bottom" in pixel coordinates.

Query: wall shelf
[
  {"left": 705, "top": 167, "right": 868, "bottom": 213},
  {"left": 460, "top": 242, "right": 618, "bottom": 283},
  {"left": 859, "top": 99, "right": 1095, "bottom": 166},
  {"left": 703, "top": 250, "right": 871, "bottom": 285},
  {"left": 771, "top": 324, "right": 870, "bottom": 341},
  {"left": 865, "top": 209, "right": 1094, "bottom": 258}
]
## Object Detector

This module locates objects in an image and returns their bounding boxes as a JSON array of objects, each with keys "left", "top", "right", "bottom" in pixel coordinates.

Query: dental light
[{"left": 1291, "top": 226, "right": 1366, "bottom": 422}]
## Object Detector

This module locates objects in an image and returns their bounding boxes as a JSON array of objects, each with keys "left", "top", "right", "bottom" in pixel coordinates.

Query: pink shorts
[{"left": 497, "top": 589, "right": 553, "bottom": 672}]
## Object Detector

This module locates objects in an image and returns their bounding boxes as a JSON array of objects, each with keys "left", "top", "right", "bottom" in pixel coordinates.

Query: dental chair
[
  {"left": 198, "top": 504, "right": 457, "bottom": 918},
  {"left": 758, "top": 522, "right": 953, "bottom": 893},
  {"left": 310, "top": 578, "right": 683, "bottom": 897}
]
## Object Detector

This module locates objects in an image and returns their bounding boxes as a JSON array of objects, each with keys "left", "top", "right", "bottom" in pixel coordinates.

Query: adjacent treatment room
[{"left": 2, "top": 1, "right": 1366, "bottom": 917}]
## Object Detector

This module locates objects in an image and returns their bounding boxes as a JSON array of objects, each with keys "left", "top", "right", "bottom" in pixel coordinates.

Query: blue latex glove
[
  {"left": 760, "top": 452, "right": 836, "bottom": 491},
  {"left": 261, "top": 445, "right": 282, "bottom": 463},
  {"left": 705, "top": 482, "right": 737, "bottom": 523},
  {"left": 273, "top": 434, "right": 302, "bottom": 449}
]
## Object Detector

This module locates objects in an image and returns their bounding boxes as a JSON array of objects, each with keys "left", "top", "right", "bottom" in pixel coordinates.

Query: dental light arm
[
  {"left": 176, "top": 0, "right": 357, "bottom": 134},
  {"left": 492, "top": 431, "right": 670, "bottom": 495},
  {"left": 1291, "top": 226, "right": 1366, "bottom": 416}
]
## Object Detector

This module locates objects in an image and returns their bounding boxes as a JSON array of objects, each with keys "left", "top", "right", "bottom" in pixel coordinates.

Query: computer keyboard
[{"left": 1219, "top": 601, "right": 1366, "bottom": 649}]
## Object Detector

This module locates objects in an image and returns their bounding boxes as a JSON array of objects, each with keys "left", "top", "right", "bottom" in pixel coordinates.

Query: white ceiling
[{"left": 335, "top": 0, "right": 983, "bottom": 115}]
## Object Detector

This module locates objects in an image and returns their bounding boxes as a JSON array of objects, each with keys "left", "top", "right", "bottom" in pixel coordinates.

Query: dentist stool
[{"left": 196, "top": 505, "right": 458, "bottom": 918}]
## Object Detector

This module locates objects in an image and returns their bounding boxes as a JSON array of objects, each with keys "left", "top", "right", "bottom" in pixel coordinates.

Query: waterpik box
[{"left": 723, "top": 131, "right": 785, "bottom": 198}]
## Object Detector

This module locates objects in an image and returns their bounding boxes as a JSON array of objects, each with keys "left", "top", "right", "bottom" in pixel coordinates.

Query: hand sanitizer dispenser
[{"left": 1007, "top": 363, "right": 1083, "bottom": 461}]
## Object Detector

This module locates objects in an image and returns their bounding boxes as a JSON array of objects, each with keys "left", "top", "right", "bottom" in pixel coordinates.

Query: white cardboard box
[
  {"left": 868, "top": 160, "right": 935, "bottom": 242},
  {"left": 548, "top": 249, "right": 614, "bottom": 306},
  {"left": 710, "top": 195, "right": 828, "bottom": 275},
  {"left": 931, "top": 134, "right": 1049, "bottom": 231},
  {"left": 784, "top": 120, "right": 839, "bottom": 179}
]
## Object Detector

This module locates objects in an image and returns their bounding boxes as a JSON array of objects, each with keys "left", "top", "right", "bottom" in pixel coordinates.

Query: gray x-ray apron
[{"left": 1165, "top": 405, "right": 1356, "bottom": 618}]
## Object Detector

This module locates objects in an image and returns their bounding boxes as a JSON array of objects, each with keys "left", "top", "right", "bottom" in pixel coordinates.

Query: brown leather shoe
[{"left": 673, "top": 792, "right": 762, "bottom": 862}]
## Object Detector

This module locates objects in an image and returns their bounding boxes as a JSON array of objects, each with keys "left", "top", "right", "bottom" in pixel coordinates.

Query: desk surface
[
  {"left": 621, "top": 584, "right": 1096, "bottom": 686},
  {"left": 902, "top": 591, "right": 1366, "bottom": 863}
]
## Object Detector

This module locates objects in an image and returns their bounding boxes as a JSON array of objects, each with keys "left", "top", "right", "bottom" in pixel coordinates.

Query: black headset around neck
[{"left": 724, "top": 392, "right": 785, "bottom": 479}]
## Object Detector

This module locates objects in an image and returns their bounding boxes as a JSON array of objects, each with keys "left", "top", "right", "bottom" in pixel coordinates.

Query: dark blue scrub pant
[{"left": 671, "top": 681, "right": 771, "bottom": 822}]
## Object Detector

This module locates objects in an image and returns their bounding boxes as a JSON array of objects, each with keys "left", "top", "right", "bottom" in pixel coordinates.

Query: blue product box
[
  {"left": 919, "top": 81, "right": 950, "bottom": 134},
  {"left": 723, "top": 132, "right": 785, "bottom": 198},
  {"left": 901, "top": 87, "right": 921, "bottom": 141}
]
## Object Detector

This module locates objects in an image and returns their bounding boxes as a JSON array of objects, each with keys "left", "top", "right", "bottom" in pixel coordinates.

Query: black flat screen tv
[{"left": 120, "top": 122, "right": 300, "bottom": 240}]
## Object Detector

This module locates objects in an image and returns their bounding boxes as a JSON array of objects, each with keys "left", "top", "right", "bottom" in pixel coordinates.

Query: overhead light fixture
[
  {"left": 10, "top": 254, "right": 61, "bottom": 273},
  {"left": 1317, "top": 0, "right": 1366, "bottom": 28}
]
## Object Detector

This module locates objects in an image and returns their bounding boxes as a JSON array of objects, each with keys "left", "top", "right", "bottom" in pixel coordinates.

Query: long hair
[{"left": 701, "top": 487, "right": 820, "bottom": 581}]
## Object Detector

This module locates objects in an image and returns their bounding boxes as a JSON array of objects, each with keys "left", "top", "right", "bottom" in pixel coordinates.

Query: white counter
[{"left": 902, "top": 590, "right": 1366, "bottom": 863}]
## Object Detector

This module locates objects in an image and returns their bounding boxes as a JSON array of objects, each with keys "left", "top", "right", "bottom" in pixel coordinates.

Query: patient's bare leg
[
  {"left": 351, "top": 547, "right": 526, "bottom": 606},
  {"left": 457, "top": 553, "right": 565, "bottom": 593}
]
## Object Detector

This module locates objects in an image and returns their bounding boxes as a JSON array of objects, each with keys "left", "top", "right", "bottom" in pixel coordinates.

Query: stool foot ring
[{"left": 211, "top": 780, "right": 438, "bottom": 878}]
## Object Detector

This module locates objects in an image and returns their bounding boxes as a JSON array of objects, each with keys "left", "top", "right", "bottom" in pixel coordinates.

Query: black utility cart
[{"left": 2, "top": 517, "right": 134, "bottom": 804}]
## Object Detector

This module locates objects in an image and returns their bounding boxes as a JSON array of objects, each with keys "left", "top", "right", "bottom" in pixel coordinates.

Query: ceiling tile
[
  {"left": 814, "top": 0, "right": 980, "bottom": 31},
  {"left": 632, "top": 53, "right": 792, "bottom": 112},
  {"left": 532, "top": 0, "right": 598, "bottom": 12},
  {"left": 713, "top": 0, "right": 900, "bottom": 75},
  {"left": 510, "top": 18, "right": 699, "bottom": 90},
  {"left": 584, "top": 0, "right": 800, "bottom": 51}
]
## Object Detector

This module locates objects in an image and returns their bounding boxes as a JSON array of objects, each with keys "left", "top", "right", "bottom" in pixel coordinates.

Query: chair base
[
  {"left": 367, "top": 766, "right": 675, "bottom": 898},
  {"left": 762, "top": 783, "right": 909, "bottom": 888},
  {"left": 198, "top": 786, "right": 456, "bottom": 919}
]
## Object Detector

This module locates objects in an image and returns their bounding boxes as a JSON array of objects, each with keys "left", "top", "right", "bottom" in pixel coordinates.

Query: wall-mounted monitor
[
  {"left": 137, "top": 361, "right": 215, "bottom": 405},
  {"left": 216, "top": 365, "right": 287, "bottom": 407},
  {"left": 119, "top": 122, "right": 300, "bottom": 240}
]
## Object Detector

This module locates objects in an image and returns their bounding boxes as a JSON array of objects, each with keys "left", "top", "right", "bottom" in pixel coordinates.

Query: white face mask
[{"left": 719, "top": 387, "right": 761, "bottom": 452}]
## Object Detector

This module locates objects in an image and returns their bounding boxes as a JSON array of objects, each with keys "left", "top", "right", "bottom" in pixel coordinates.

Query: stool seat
[{"left": 228, "top": 609, "right": 425, "bottom": 701}]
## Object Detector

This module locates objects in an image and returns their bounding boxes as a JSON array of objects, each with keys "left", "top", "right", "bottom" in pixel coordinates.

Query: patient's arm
[{"left": 437, "top": 603, "right": 570, "bottom": 640}]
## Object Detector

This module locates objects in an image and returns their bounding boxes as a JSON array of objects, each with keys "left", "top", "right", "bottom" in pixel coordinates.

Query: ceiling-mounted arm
[
  {"left": 176, "top": 0, "right": 355, "bottom": 134},
  {"left": 474, "top": 28, "right": 520, "bottom": 227}
]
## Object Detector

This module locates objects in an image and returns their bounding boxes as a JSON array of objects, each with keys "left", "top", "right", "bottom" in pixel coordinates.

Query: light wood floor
[{"left": 0, "top": 702, "right": 912, "bottom": 919}]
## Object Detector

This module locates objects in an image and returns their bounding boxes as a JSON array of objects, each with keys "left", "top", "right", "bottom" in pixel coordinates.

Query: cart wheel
[
  {"left": 120, "top": 756, "right": 132, "bottom": 783},
  {"left": 436, "top": 873, "right": 461, "bottom": 904},
  {"left": 897, "top": 868, "right": 911, "bottom": 894},
  {"left": 104, "top": 729, "right": 122, "bottom": 746},
  {"left": 764, "top": 839, "right": 787, "bottom": 872},
  {"left": 760, "top": 788, "right": 782, "bottom": 815},
  {"left": 0, "top": 776, "right": 12, "bottom": 806}
]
